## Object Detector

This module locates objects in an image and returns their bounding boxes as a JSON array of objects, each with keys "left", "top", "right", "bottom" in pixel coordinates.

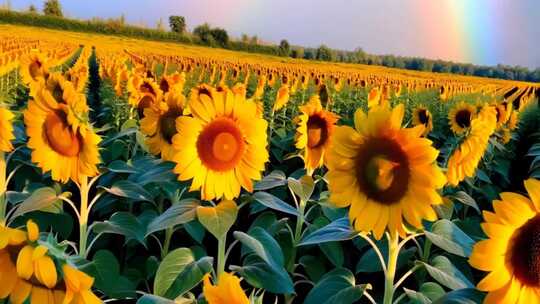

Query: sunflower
[
  {"left": 273, "top": 84, "right": 289, "bottom": 112},
  {"left": 494, "top": 102, "right": 511, "bottom": 129},
  {"left": 140, "top": 91, "right": 187, "bottom": 161},
  {"left": 446, "top": 105, "right": 497, "bottom": 186},
  {"left": 127, "top": 75, "right": 162, "bottom": 118},
  {"left": 367, "top": 87, "right": 381, "bottom": 109},
  {"left": 295, "top": 95, "right": 339, "bottom": 174},
  {"left": 203, "top": 273, "right": 249, "bottom": 304},
  {"left": 172, "top": 85, "right": 268, "bottom": 200},
  {"left": 0, "top": 107, "right": 15, "bottom": 153},
  {"left": 469, "top": 178, "right": 540, "bottom": 303},
  {"left": 411, "top": 106, "right": 433, "bottom": 136},
  {"left": 63, "top": 264, "right": 101, "bottom": 304},
  {"left": 326, "top": 104, "right": 446, "bottom": 239},
  {"left": 24, "top": 82, "right": 101, "bottom": 184},
  {"left": 19, "top": 51, "right": 49, "bottom": 94},
  {"left": 448, "top": 102, "right": 476, "bottom": 134},
  {"left": 253, "top": 75, "right": 266, "bottom": 100},
  {"left": 508, "top": 111, "right": 519, "bottom": 130}
]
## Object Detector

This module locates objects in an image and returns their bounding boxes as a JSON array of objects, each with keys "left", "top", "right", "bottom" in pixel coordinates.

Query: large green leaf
[
  {"left": 252, "top": 191, "right": 299, "bottom": 216},
  {"left": 299, "top": 217, "right": 355, "bottom": 246},
  {"left": 101, "top": 180, "right": 153, "bottom": 202},
  {"left": 425, "top": 219, "right": 475, "bottom": 257},
  {"left": 422, "top": 256, "right": 473, "bottom": 290},
  {"left": 85, "top": 250, "right": 137, "bottom": 299},
  {"left": 287, "top": 175, "right": 315, "bottom": 202},
  {"left": 196, "top": 200, "right": 238, "bottom": 240},
  {"left": 163, "top": 256, "right": 213, "bottom": 299},
  {"left": 254, "top": 170, "right": 287, "bottom": 190},
  {"left": 304, "top": 268, "right": 366, "bottom": 304},
  {"left": 11, "top": 187, "right": 59, "bottom": 219},
  {"left": 146, "top": 199, "right": 198, "bottom": 236},
  {"left": 433, "top": 288, "right": 485, "bottom": 304},
  {"left": 153, "top": 248, "right": 195, "bottom": 297},
  {"left": 93, "top": 211, "right": 149, "bottom": 246},
  {"left": 234, "top": 227, "right": 284, "bottom": 271},
  {"left": 231, "top": 255, "right": 294, "bottom": 294}
]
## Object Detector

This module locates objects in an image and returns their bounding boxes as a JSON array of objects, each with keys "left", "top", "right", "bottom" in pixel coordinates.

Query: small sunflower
[
  {"left": 367, "top": 87, "right": 381, "bottom": 109},
  {"left": 172, "top": 86, "right": 268, "bottom": 200},
  {"left": 446, "top": 105, "right": 497, "bottom": 186},
  {"left": 411, "top": 106, "right": 433, "bottom": 136},
  {"left": 19, "top": 51, "right": 49, "bottom": 94},
  {"left": 273, "top": 84, "right": 290, "bottom": 112},
  {"left": 326, "top": 104, "right": 446, "bottom": 239},
  {"left": 0, "top": 107, "right": 15, "bottom": 153},
  {"left": 448, "top": 102, "right": 477, "bottom": 134},
  {"left": 469, "top": 178, "right": 540, "bottom": 303},
  {"left": 295, "top": 95, "right": 339, "bottom": 174},
  {"left": 24, "top": 82, "right": 101, "bottom": 184},
  {"left": 140, "top": 91, "right": 187, "bottom": 161},
  {"left": 203, "top": 273, "right": 249, "bottom": 304},
  {"left": 127, "top": 75, "right": 162, "bottom": 118}
]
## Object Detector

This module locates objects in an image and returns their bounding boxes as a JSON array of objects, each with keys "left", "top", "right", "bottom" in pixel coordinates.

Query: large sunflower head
[
  {"left": 172, "top": 85, "right": 268, "bottom": 201},
  {"left": 0, "top": 106, "right": 15, "bottom": 153},
  {"left": 469, "top": 178, "right": 540, "bottom": 303},
  {"left": 448, "top": 102, "right": 477, "bottom": 134},
  {"left": 411, "top": 106, "right": 433, "bottom": 136},
  {"left": 326, "top": 104, "right": 446, "bottom": 239},
  {"left": 24, "top": 83, "right": 101, "bottom": 184},
  {"left": 140, "top": 91, "right": 187, "bottom": 161},
  {"left": 19, "top": 51, "right": 49, "bottom": 93},
  {"left": 295, "top": 95, "right": 339, "bottom": 174}
]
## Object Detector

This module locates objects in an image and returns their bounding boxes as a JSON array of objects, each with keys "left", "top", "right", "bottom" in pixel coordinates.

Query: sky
[{"left": 9, "top": 0, "right": 540, "bottom": 69}]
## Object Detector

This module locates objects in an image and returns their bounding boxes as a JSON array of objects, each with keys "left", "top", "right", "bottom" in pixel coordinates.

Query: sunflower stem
[
  {"left": 217, "top": 235, "right": 227, "bottom": 283},
  {"left": 79, "top": 175, "right": 90, "bottom": 258},
  {"left": 383, "top": 232, "right": 400, "bottom": 304},
  {"left": 161, "top": 227, "right": 173, "bottom": 259}
]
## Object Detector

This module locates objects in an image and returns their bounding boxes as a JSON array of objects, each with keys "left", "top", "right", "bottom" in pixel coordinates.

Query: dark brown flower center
[
  {"left": 417, "top": 109, "right": 429, "bottom": 125},
  {"left": 44, "top": 110, "right": 82, "bottom": 157},
  {"left": 29, "top": 60, "right": 42, "bottom": 80},
  {"left": 355, "top": 137, "right": 410, "bottom": 205},
  {"left": 139, "top": 82, "right": 156, "bottom": 95},
  {"left": 137, "top": 95, "right": 155, "bottom": 118},
  {"left": 160, "top": 109, "right": 181, "bottom": 144},
  {"left": 160, "top": 78, "right": 170, "bottom": 93},
  {"left": 509, "top": 215, "right": 540, "bottom": 287},
  {"left": 306, "top": 115, "right": 328, "bottom": 149},
  {"left": 197, "top": 117, "right": 245, "bottom": 172},
  {"left": 455, "top": 110, "right": 472, "bottom": 128},
  {"left": 51, "top": 82, "right": 64, "bottom": 104}
]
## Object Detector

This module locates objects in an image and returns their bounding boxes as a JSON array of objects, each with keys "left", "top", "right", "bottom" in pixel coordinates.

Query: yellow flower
[
  {"left": 508, "top": 110, "right": 519, "bottom": 130},
  {"left": 326, "top": 104, "right": 446, "bottom": 239},
  {"left": 411, "top": 106, "right": 433, "bottom": 136},
  {"left": 0, "top": 107, "right": 15, "bottom": 153},
  {"left": 367, "top": 87, "right": 381, "bottom": 109},
  {"left": 446, "top": 105, "right": 497, "bottom": 186},
  {"left": 469, "top": 178, "right": 540, "bottom": 304},
  {"left": 19, "top": 51, "right": 49, "bottom": 94},
  {"left": 273, "top": 84, "right": 289, "bottom": 112},
  {"left": 295, "top": 95, "right": 339, "bottom": 173},
  {"left": 448, "top": 102, "right": 477, "bottom": 135},
  {"left": 127, "top": 75, "right": 162, "bottom": 118},
  {"left": 27, "top": 220, "right": 39, "bottom": 242},
  {"left": 24, "top": 82, "right": 101, "bottom": 184},
  {"left": 203, "top": 273, "right": 249, "bottom": 304},
  {"left": 63, "top": 264, "right": 101, "bottom": 304},
  {"left": 141, "top": 91, "right": 187, "bottom": 161},
  {"left": 172, "top": 85, "right": 268, "bottom": 200},
  {"left": 253, "top": 75, "right": 266, "bottom": 100}
]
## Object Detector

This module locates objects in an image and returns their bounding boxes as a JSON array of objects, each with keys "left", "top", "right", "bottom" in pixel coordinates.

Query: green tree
[
  {"left": 193, "top": 23, "right": 213, "bottom": 44},
  {"left": 168, "top": 15, "right": 186, "bottom": 34},
  {"left": 28, "top": 4, "right": 37, "bottom": 13},
  {"left": 291, "top": 47, "right": 304, "bottom": 59},
  {"left": 43, "top": 0, "right": 63, "bottom": 17},
  {"left": 278, "top": 39, "right": 290, "bottom": 57},
  {"left": 210, "top": 27, "right": 229, "bottom": 47},
  {"left": 316, "top": 45, "right": 334, "bottom": 61}
]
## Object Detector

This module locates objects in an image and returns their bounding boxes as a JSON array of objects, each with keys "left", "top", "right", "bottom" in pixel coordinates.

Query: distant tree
[
  {"left": 278, "top": 39, "right": 290, "bottom": 57},
  {"left": 43, "top": 0, "right": 62, "bottom": 17},
  {"left": 291, "top": 47, "right": 304, "bottom": 59},
  {"left": 193, "top": 23, "right": 213, "bottom": 44},
  {"left": 241, "top": 33, "right": 249, "bottom": 43},
  {"left": 169, "top": 16, "right": 186, "bottom": 34},
  {"left": 210, "top": 27, "right": 229, "bottom": 47},
  {"left": 28, "top": 4, "right": 37, "bottom": 13},
  {"left": 249, "top": 35, "right": 258, "bottom": 45},
  {"left": 304, "top": 49, "right": 315, "bottom": 60},
  {"left": 316, "top": 45, "right": 334, "bottom": 61}
]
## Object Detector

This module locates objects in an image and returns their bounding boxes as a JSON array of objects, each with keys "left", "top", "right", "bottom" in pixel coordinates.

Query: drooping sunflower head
[
  {"left": 24, "top": 85, "right": 101, "bottom": 184},
  {"left": 203, "top": 273, "right": 249, "bottom": 304},
  {"left": 159, "top": 72, "right": 185, "bottom": 94},
  {"left": 295, "top": 95, "right": 339, "bottom": 173},
  {"left": 326, "top": 104, "right": 445, "bottom": 239},
  {"left": 469, "top": 178, "right": 540, "bottom": 303},
  {"left": 273, "top": 84, "right": 290, "bottom": 112},
  {"left": 494, "top": 102, "right": 511, "bottom": 128},
  {"left": 141, "top": 91, "right": 187, "bottom": 161},
  {"left": 172, "top": 86, "right": 269, "bottom": 200},
  {"left": 448, "top": 102, "right": 477, "bottom": 134},
  {"left": 367, "top": 87, "right": 381, "bottom": 109},
  {"left": 19, "top": 51, "right": 49, "bottom": 91},
  {"left": 0, "top": 107, "right": 15, "bottom": 153},
  {"left": 128, "top": 75, "right": 162, "bottom": 118},
  {"left": 412, "top": 106, "right": 433, "bottom": 136}
]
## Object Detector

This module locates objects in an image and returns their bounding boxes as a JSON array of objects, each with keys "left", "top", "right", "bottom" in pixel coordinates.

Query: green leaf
[
  {"left": 356, "top": 245, "right": 416, "bottom": 273},
  {"left": 146, "top": 199, "right": 198, "bottom": 236},
  {"left": 231, "top": 255, "right": 294, "bottom": 294},
  {"left": 254, "top": 170, "right": 287, "bottom": 190},
  {"left": 86, "top": 250, "right": 136, "bottom": 299},
  {"left": 93, "top": 212, "right": 149, "bottom": 246},
  {"left": 451, "top": 191, "right": 480, "bottom": 214},
  {"left": 433, "top": 288, "right": 485, "bottom": 304},
  {"left": 287, "top": 175, "right": 315, "bottom": 202},
  {"left": 305, "top": 268, "right": 366, "bottom": 304},
  {"left": 420, "top": 282, "right": 446, "bottom": 301},
  {"left": 425, "top": 219, "right": 475, "bottom": 257},
  {"left": 404, "top": 288, "right": 432, "bottom": 304},
  {"left": 299, "top": 217, "right": 355, "bottom": 246},
  {"left": 163, "top": 256, "right": 213, "bottom": 299},
  {"left": 234, "top": 227, "right": 284, "bottom": 271},
  {"left": 153, "top": 248, "right": 195, "bottom": 297},
  {"left": 252, "top": 191, "right": 299, "bottom": 216},
  {"left": 137, "top": 294, "right": 177, "bottom": 304},
  {"left": 422, "top": 256, "right": 473, "bottom": 290},
  {"left": 299, "top": 255, "right": 326, "bottom": 283},
  {"left": 320, "top": 241, "right": 344, "bottom": 267},
  {"left": 433, "top": 198, "right": 454, "bottom": 220},
  {"left": 196, "top": 200, "right": 238, "bottom": 240},
  {"left": 101, "top": 180, "right": 153, "bottom": 202},
  {"left": 11, "top": 187, "right": 59, "bottom": 219}
]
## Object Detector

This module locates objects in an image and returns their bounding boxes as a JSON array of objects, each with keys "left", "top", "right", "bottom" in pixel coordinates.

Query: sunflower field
[{"left": 1, "top": 24, "right": 540, "bottom": 304}]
